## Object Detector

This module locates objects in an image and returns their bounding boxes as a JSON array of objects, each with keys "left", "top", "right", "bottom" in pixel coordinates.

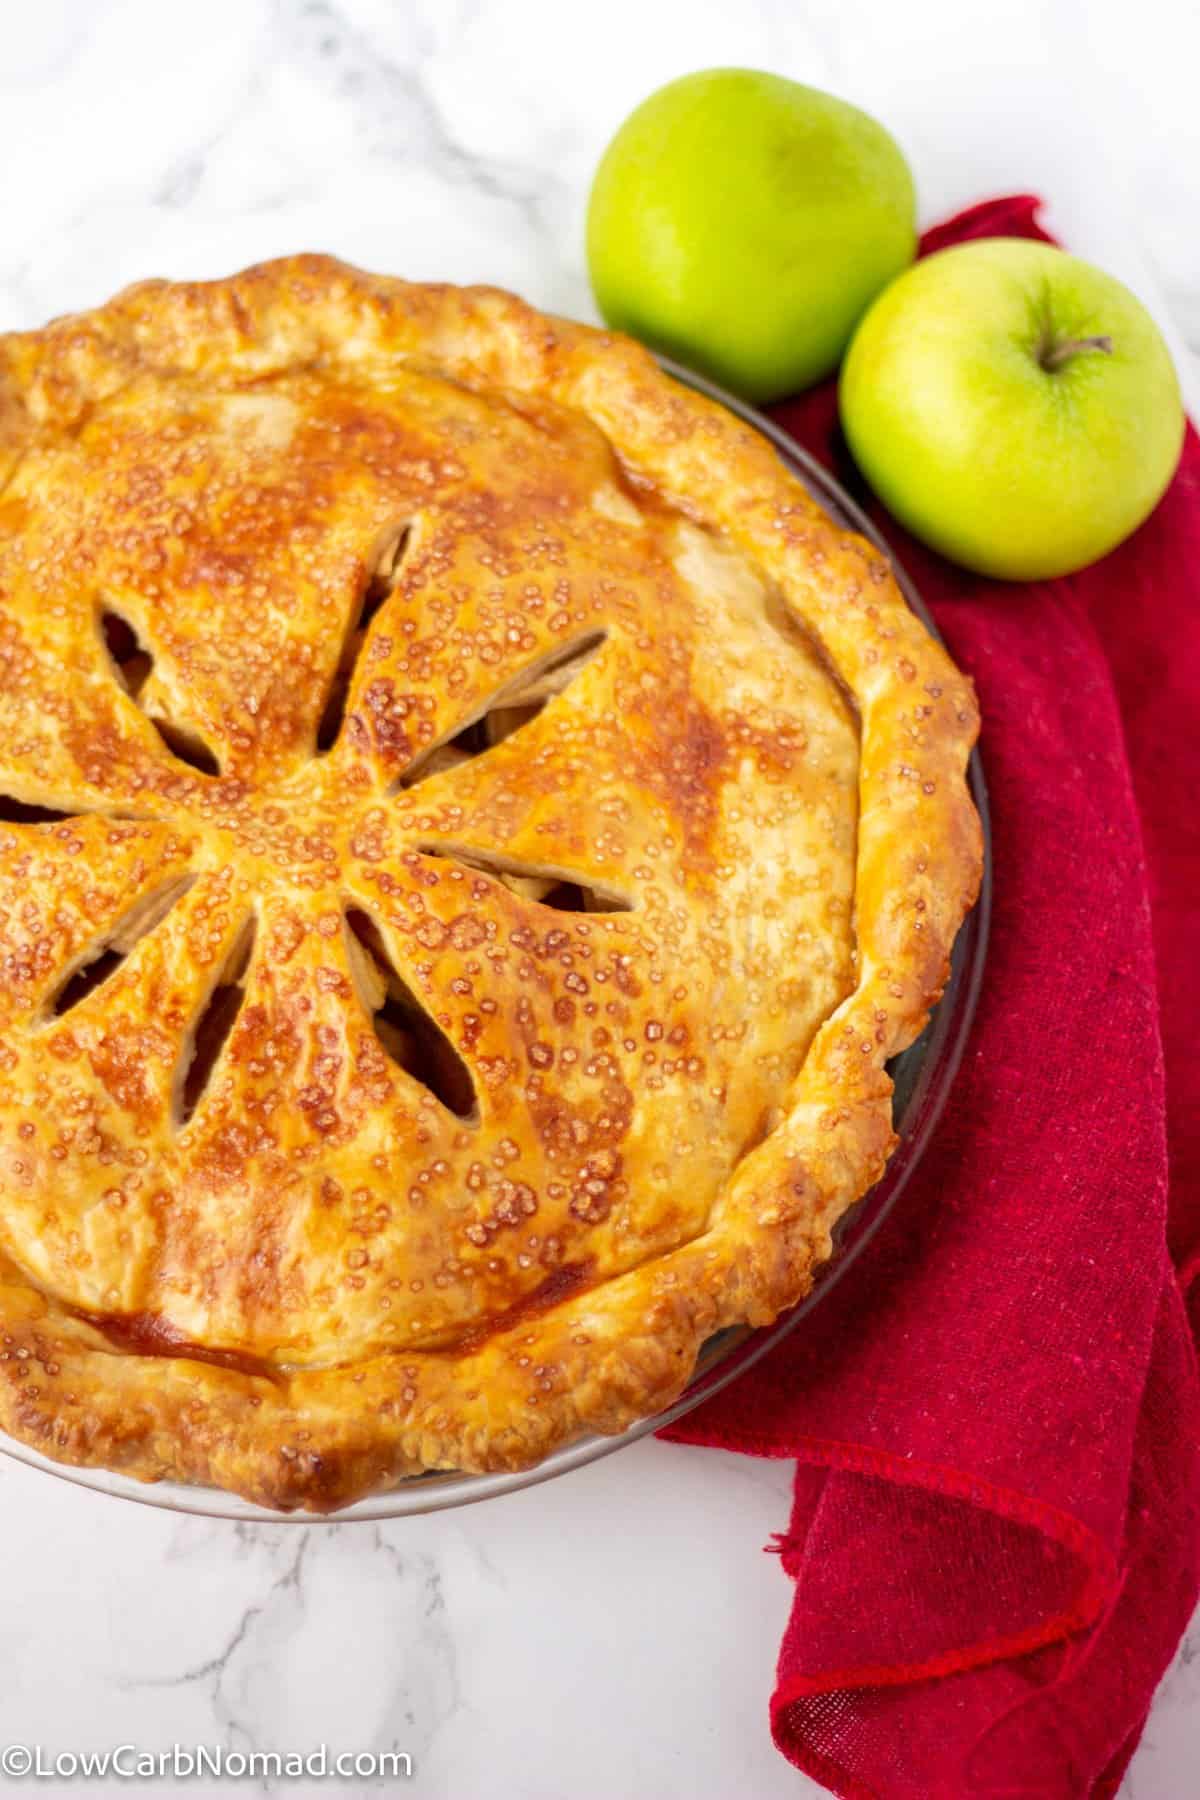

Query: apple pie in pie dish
[{"left": 0, "top": 258, "right": 981, "bottom": 1511}]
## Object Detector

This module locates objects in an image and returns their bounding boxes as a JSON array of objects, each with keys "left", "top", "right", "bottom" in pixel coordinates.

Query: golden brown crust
[{"left": 0, "top": 257, "right": 981, "bottom": 1510}]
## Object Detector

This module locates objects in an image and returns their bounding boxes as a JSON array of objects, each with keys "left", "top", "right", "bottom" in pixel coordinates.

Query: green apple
[
  {"left": 840, "top": 238, "right": 1185, "bottom": 580},
  {"left": 586, "top": 69, "right": 915, "bottom": 402}
]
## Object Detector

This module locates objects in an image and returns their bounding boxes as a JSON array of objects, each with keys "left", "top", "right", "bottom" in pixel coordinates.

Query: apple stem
[{"left": 1039, "top": 334, "right": 1114, "bottom": 372}]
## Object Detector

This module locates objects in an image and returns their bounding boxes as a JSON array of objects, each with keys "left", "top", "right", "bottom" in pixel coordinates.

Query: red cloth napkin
[{"left": 663, "top": 196, "right": 1200, "bottom": 1798}]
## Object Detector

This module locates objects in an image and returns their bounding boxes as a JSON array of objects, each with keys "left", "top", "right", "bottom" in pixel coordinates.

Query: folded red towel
[{"left": 664, "top": 195, "right": 1200, "bottom": 1799}]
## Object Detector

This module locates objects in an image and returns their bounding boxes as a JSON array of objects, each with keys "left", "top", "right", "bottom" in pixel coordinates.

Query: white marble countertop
[{"left": 0, "top": 3, "right": 1196, "bottom": 1795}]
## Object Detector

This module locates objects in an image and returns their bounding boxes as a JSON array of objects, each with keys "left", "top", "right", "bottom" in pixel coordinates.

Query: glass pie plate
[{"left": 0, "top": 364, "right": 991, "bottom": 1522}]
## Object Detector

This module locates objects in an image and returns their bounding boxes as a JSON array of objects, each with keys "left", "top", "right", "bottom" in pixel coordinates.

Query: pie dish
[{"left": 0, "top": 257, "right": 982, "bottom": 1512}]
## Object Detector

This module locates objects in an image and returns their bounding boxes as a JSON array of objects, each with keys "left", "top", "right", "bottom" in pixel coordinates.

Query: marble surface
[{"left": 0, "top": 2, "right": 1197, "bottom": 1795}]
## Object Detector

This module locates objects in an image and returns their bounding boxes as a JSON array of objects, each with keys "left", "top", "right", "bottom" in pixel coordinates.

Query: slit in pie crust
[{"left": 0, "top": 258, "right": 982, "bottom": 1510}]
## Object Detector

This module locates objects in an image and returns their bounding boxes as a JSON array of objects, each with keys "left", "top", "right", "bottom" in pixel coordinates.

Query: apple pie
[{"left": 0, "top": 258, "right": 981, "bottom": 1510}]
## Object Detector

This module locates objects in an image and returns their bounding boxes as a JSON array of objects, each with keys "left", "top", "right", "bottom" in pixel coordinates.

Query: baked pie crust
[{"left": 0, "top": 257, "right": 981, "bottom": 1510}]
